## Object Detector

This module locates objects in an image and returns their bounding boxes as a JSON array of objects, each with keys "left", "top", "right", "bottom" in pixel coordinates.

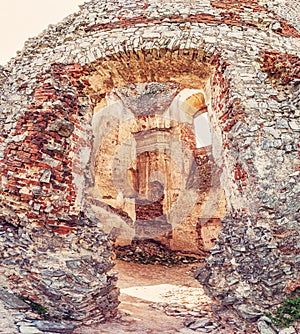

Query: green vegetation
[
  {"left": 144, "top": 87, "right": 163, "bottom": 95},
  {"left": 18, "top": 296, "right": 49, "bottom": 319},
  {"left": 267, "top": 289, "right": 300, "bottom": 328}
]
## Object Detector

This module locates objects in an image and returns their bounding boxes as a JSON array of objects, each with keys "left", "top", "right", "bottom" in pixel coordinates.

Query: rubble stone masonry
[{"left": 0, "top": 0, "right": 299, "bottom": 323}]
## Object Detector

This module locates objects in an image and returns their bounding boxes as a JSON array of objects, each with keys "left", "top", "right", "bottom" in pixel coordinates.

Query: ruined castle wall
[{"left": 0, "top": 0, "right": 299, "bottom": 321}]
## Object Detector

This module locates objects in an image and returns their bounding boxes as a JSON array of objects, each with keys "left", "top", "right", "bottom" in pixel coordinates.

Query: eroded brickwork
[{"left": 0, "top": 0, "right": 299, "bottom": 324}]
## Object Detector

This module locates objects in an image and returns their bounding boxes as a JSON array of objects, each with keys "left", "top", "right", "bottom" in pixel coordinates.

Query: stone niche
[{"left": 89, "top": 82, "right": 226, "bottom": 255}]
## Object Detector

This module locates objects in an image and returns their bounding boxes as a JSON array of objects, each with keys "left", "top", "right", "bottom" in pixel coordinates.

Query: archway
[
  {"left": 88, "top": 83, "right": 226, "bottom": 259},
  {"left": 0, "top": 48, "right": 232, "bottom": 322},
  {"left": 81, "top": 75, "right": 228, "bottom": 330}
]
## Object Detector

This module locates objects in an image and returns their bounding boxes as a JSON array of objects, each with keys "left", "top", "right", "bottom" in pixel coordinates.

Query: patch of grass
[
  {"left": 18, "top": 296, "right": 50, "bottom": 319},
  {"left": 266, "top": 289, "right": 300, "bottom": 328}
]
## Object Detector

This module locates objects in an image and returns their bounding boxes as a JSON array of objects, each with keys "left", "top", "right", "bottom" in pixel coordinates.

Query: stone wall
[
  {"left": 0, "top": 216, "right": 119, "bottom": 323},
  {"left": 0, "top": 0, "right": 299, "bottom": 322}
]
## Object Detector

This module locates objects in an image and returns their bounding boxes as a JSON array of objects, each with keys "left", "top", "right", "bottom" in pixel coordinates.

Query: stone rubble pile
[
  {"left": 115, "top": 239, "right": 203, "bottom": 265},
  {"left": 0, "top": 217, "right": 119, "bottom": 325}
]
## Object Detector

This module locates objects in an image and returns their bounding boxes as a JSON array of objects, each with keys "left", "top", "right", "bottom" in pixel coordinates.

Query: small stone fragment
[
  {"left": 278, "top": 327, "right": 297, "bottom": 334},
  {"left": 33, "top": 321, "right": 76, "bottom": 333},
  {"left": 234, "top": 304, "right": 263, "bottom": 322},
  {"left": 40, "top": 169, "right": 52, "bottom": 183},
  {"left": 0, "top": 290, "right": 30, "bottom": 310},
  {"left": 257, "top": 319, "right": 278, "bottom": 334},
  {"left": 48, "top": 118, "right": 74, "bottom": 137},
  {"left": 19, "top": 323, "right": 43, "bottom": 334}
]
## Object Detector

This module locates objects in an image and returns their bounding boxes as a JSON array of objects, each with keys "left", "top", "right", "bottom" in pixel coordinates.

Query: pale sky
[{"left": 0, "top": 0, "right": 85, "bottom": 65}]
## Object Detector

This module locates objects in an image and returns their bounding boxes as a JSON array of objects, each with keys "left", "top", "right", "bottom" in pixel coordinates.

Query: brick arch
[
  {"left": 67, "top": 49, "right": 230, "bottom": 256},
  {"left": 83, "top": 48, "right": 212, "bottom": 93},
  {"left": 0, "top": 45, "right": 235, "bottom": 321},
  {"left": 0, "top": 48, "right": 231, "bottom": 229}
]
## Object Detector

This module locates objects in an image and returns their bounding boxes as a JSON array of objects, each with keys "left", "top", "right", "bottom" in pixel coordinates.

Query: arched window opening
[{"left": 194, "top": 112, "right": 212, "bottom": 148}]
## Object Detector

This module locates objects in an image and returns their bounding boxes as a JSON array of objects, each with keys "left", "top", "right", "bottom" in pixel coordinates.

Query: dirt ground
[{"left": 74, "top": 260, "right": 258, "bottom": 334}]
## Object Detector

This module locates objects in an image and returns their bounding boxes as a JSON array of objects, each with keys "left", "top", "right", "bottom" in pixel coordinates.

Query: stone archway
[{"left": 0, "top": 48, "right": 232, "bottom": 322}]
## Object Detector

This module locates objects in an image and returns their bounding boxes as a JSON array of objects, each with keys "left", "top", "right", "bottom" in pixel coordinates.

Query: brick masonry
[{"left": 0, "top": 0, "right": 299, "bottom": 324}]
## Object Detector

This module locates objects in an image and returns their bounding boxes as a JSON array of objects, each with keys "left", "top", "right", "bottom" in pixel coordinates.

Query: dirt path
[
  {"left": 75, "top": 260, "right": 203, "bottom": 333},
  {"left": 115, "top": 259, "right": 201, "bottom": 289},
  {"left": 112, "top": 260, "right": 210, "bottom": 333},
  {"left": 74, "top": 260, "right": 259, "bottom": 334}
]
